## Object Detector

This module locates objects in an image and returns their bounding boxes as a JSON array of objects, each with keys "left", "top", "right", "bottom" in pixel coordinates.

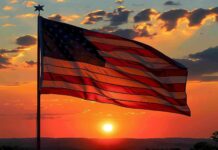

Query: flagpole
[
  {"left": 35, "top": 4, "right": 44, "bottom": 150},
  {"left": 37, "top": 14, "right": 41, "bottom": 150}
]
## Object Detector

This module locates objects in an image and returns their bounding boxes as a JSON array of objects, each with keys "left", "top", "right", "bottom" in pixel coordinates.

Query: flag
[{"left": 39, "top": 16, "right": 191, "bottom": 116}]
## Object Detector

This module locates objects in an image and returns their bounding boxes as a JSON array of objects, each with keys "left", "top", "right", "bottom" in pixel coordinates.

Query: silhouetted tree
[
  {"left": 211, "top": 131, "right": 218, "bottom": 142},
  {"left": 190, "top": 142, "right": 218, "bottom": 150}
]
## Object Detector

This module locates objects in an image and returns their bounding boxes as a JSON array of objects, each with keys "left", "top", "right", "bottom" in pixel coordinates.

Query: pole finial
[{"left": 34, "top": 4, "right": 44, "bottom": 16}]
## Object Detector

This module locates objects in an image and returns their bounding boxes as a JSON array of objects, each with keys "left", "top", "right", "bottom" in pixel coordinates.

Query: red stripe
[
  {"left": 91, "top": 41, "right": 158, "bottom": 58},
  {"left": 85, "top": 31, "right": 124, "bottom": 40},
  {"left": 85, "top": 31, "right": 187, "bottom": 70},
  {"left": 43, "top": 72, "right": 187, "bottom": 106},
  {"left": 105, "top": 57, "right": 187, "bottom": 77},
  {"left": 43, "top": 63, "right": 186, "bottom": 92},
  {"left": 41, "top": 87, "right": 190, "bottom": 116}
]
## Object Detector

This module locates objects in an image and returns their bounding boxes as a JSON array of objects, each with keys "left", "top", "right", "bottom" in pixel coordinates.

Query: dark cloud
[
  {"left": 158, "top": 9, "right": 188, "bottom": 31},
  {"left": 176, "top": 46, "right": 218, "bottom": 81},
  {"left": 158, "top": 7, "right": 218, "bottom": 30},
  {"left": 81, "top": 16, "right": 103, "bottom": 24},
  {"left": 48, "top": 14, "right": 62, "bottom": 22},
  {"left": 93, "top": 25, "right": 152, "bottom": 39},
  {"left": 81, "top": 10, "right": 107, "bottom": 24},
  {"left": 81, "top": 7, "right": 132, "bottom": 26},
  {"left": 108, "top": 6, "right": 132, "bottom": 26},
  {"left": 189, "top": 46, "right": 218, "bottom": 61},
  {"left": 134, "top": 9, "right": 158, "bottom": 23},
  {"left": 0, "top": 49, "right": 22, "bottom": 54},
  {"left": 83, "top": 7, "right": 218, "bottom": 36},
  {"left": 81, "top": 10, "right": 106, "bottom": 24},
  {"left": 87, "top": 10, "right": 106, "bottom": 17},
  {"left": 92, "top": 25, "right": 118, "bottom": 33},
  {"left": 164, "top": 1, "right": 180, "bottom": 6},
  {"left": 111, "top": 29, "right": 138, "bottom": 39},
  {"left": 48, "top": 14, "right": 80, "bottom": 23},
  {"left": 16, "top": 35, "right": 36, "bottom": 46},
  {"left": 0, "top": 55, "right": 11, "bottom": 69},
  {"left": 211, "top": 7, "right": 218, "bottom": 14},
  {"left": 188, "top": 8, "right": 211, "bottom": 26},
  {"left": 25, "top": 60, "right": 36, "bottom": 66}
]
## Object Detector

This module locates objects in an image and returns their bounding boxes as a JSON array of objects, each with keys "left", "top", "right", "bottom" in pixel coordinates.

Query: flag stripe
[
  {"left": 41, "top": 87, "right": 190, "bottom": 115},
  {"left": 43, "top": 64, "right": 186, "bottom": 99},
  {"left": 44, "top": 56, "right": 187, "bottom": 78},
  {"left": 43, "top": 72, "right": 187, "bottom": 106},
  {"left": 85, "top": 35, "right": 186, "bottom": 70},
  {"left": 105, "top": 57, "right": 176, "bottom": 70},
  {"left": 43, "top": 57, "right": 186, "bottom": 91},
  {"left": 91, "top": 41, "right": 160, "bottom": 58},
  {"left": 86, "top": 36, "right": 143, "bottom": 49},
  {"left": 85, "top": 30, "right": 125, "bottom": 40},
  {"left": 98, "top": 50, "right": 172, "bottom": 66},
  {"left": 107, "top": 64, "right": 187, "bottom": 77},
  {"left": 42, "top": 80, "right": 176, "bottom": 106},
  {"left": 44, "top": 63, "right": 186, "bottom": 92}
]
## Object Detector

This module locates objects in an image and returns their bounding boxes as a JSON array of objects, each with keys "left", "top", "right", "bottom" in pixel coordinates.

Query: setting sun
[{"left": 102, "top": 123, "right": 113, "bottom": 133}]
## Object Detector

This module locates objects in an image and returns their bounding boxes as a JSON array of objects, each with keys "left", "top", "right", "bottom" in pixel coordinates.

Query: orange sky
[
  {"left": 0, "top": 80, "right": 218, "bottom": 138},
  {"left": 1, "top": 0, "right": 218, "bottom": 139}
]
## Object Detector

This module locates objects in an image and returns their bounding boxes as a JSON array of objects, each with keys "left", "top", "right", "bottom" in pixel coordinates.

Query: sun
[{"left": 102, "top": 123, "right": 113, "bottom": 133}]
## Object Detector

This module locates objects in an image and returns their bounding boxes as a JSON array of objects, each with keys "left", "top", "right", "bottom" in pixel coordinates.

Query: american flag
[{"left": 39, "top": 16, "right": 191, "bottom": 116}]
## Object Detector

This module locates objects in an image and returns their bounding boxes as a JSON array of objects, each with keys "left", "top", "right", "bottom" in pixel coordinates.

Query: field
[{"left": 0, "top": 138, "right": 218, "bottom": 150}]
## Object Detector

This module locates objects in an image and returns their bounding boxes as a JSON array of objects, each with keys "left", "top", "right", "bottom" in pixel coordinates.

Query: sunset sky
[{"left": 0, "top": 0, "right": 218, "bottom": 138}]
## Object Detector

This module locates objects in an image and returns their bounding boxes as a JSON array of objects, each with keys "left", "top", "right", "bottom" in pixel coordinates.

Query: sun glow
[{"left": 102, "top": 123, "right": 113, "bottom": 133}]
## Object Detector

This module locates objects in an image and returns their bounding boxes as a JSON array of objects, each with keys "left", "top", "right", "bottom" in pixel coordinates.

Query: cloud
[
  {"left": 23, "top": 1, "right": 37, "bottom": 7},
  {"left": 25, "top": 60, "right": 36, "bottom": 66},
  {"left": 16, "top": 13, "right": 37, "bottom": 18},
  {"left": 0, "top": 55, "right": 11, "bottom": 69},
  {"left": 81, "top": 16, "right": 103, "bottom": 24},
  {"left": 56, "top": 0, "right": 65, "bottom": 2},
  {"left": 158, "top": 7, "right": 218, "bottom": 31},
  {"left": 211, "top": 7, "right": 218, "bottom": 14},
  {"left": 176, "top": 46, "right": 218, "bottom": 81},
  {"left": 81, "top": 7, "right": 132, "bottom": 26},
  {"left": 115, "top": 0, "right": 124, "bottom": 4},
  {"left": 108, "top": 6, "right": 133, "bottom": 26},
  {"left": 16, "top": 35, "right": 36, "bottom": 46},
  {"left": 3, "top": 6, "right": 13, "bottom": 11},
  {"left": 112, "top": 29, "right": 138, "bottom": 39},
  {"left": 1, "top": 23, "right": 16, "bottom": 27},
  {"left": 188, "top": 8, "right": 211, "bottom": 27},
  {"left": 0, "top": 49, "right": 23, "bottom": 54},
  {"left": 81, "top": 10, "right": 106, "bottom": 24},
  {"left": 164, "top": 1, "right": 180, "bottom": 6},
  {"left": 158, "top": 9, "right": 188, "bottom": 31},
  {"left": 134, "top": 9, "right": 158, "bottom": 22},
  {"left": 48, "top": 14, "right": 80, "bottom": 23},
  {"left": 8, "top": 0, "right": 18, "bottom": 4},
  {"left": 83, "top": 7, "right": 218, "bottom": 38},
  {"left": 87, "top": 10, "right": 106, "bottom": 17},
  {"left": 93, "top": 24, "right": 153, "bottom": 39},
  {"left": 0, "top": 16, "right": 10, "bottom": 19},
  {"left": 0, "top": 47, "right": 26, "bottom": 67}
]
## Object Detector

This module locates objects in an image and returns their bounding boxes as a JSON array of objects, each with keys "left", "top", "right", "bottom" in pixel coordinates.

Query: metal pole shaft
[{"left": 37, "top": 15, "right": 41, "bottom": 150}]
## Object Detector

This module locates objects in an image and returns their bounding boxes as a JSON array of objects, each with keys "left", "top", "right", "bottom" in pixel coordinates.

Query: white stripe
[
  {"left": 43, "top": 57, "right": 186, "bottom": 84},
  {"left": 42, "top": 80, "right": 189, "bottom": 112},
  {"left": 43, "top": 62, "right": 186, "bottom": 99}
]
